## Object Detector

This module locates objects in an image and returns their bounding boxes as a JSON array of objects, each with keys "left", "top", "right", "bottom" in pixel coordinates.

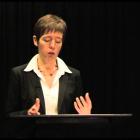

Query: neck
[{"left": 38, "top": 55, "right": 57, "bottom": 70}]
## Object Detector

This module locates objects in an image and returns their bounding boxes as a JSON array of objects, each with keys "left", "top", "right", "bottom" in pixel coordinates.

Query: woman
[{"left": 6, "top": 14, "right": 92, "bottom": 116}]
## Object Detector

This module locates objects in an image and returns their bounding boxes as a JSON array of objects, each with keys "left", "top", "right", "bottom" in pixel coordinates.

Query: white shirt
[{"left": 24, "top": 54, "right": 72, "bottom": 115}]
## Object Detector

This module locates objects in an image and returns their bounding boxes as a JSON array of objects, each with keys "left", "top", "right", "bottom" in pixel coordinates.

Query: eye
[
  {"left": 55, "top": 39, "right": 62, "bottom": 44},
  {"left": 43, "top": 38, "right": 50, "bottom": 42},
  {"left": 42, "top": 36, "right": 51, "bottom": 42},
  {"left": 55, "top": 41, "right": 61, "bottom": 44}
]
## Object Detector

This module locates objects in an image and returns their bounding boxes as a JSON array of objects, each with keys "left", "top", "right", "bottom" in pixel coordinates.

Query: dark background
[{"left": 0, "top": 1, "right": 138, "bottom": 137}]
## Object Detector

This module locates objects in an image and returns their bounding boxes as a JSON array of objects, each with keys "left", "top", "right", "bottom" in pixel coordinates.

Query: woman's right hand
[{"left": 27, "top": 98, "right": 40, "bottom": 115}]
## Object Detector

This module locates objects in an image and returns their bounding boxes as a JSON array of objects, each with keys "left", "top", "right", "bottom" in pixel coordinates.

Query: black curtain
[{"left": 0, "top": 1, "right": 138, "bottom": 137}]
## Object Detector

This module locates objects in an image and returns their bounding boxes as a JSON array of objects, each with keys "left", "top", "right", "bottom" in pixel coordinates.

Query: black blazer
[{"left": 5, "top": 64, "right": 83, "bottom": 116}]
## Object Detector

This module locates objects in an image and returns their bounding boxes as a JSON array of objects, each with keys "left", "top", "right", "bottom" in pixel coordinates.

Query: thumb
[
  {"left": 35, "top": 98, "right": 40, "bottom": 109},
  {"left": 85, "top": 92, "right": 91, "bottom": 104}
]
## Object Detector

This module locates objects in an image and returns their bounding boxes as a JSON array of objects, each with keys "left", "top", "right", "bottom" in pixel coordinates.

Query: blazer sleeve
[{"left": 5, "top": 68, "right": 28, "bottom": 117}]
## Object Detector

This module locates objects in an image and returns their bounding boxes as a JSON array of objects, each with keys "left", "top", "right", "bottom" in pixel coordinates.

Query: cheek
[
  {"left": 56, "top": 46, "right": 62, "bottom": 54},
  {"left": 38, "top": 43, "right": 48, "bottom": 51}
]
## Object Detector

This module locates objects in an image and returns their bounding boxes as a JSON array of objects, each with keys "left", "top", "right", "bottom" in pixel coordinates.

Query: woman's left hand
[{"left": 74, "top": 92, "right": 92, "bottom": 114}]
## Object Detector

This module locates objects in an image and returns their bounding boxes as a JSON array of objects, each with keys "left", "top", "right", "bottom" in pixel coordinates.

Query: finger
[
  {"left": 35, "top": 98, "right": 40, "bottom": 106},
  {"left": 76, "top": 97, "right": 83, "bottom": 109},
  {"left": 28, "top": 111, "right": 32, "bottom": 115},
  {"left": 79, "top": 96, "right": 87, "bottom": 107},
  {"left": 37, "top": 112, "right": 41, "bottom": 115},
  {"left": 85, "top": 93, "right": 92, "bottom": 105},
  {"left": 30, "top": 105, "right": 38, "bottom": 113},
  {"left": 30, "top": 107, "right": 37, "bottom": 113},
  {"left": 28, "top": 109, "right": 35, "bottom": 115},
  {"left": 32, "top": 111, "right": 40, "bottom": 115},
  {"left": 35, "top": 98, "right": 40, "bottom": 110},
  {"left": 28, "top": 109, "right": 40, "bottom": 115},
  {"left": 74, "top": 101, "right": 81, "bottom": 114}
]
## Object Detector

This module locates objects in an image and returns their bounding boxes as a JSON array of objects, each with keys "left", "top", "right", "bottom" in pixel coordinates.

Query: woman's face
[{"left": 33, "top": 31, "right": 63, "bottom": 59}]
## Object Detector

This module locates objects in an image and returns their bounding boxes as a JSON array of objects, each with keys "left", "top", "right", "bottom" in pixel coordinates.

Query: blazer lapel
[
  {"left": 29, "top": 71, "right": 45, "bottom": 114},
  {"left": 58, "top": 75, "right": 68, "bottom": 113}
]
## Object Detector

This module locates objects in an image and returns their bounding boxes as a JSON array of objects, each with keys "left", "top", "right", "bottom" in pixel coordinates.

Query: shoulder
[
  {"left": 12, "top": 64, "right": 27, "bottom": 71},
  {"left": 11, "top": 64, "right": 28, "bottom": 74},
  {"left": 8, "top": 64, "right": 28, "bottom": 81},
  {"left": 67, "top": 66, "right": 81, "bottom": 76}
]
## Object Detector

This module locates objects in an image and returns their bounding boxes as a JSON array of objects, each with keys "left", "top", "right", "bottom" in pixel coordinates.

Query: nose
[{"left": 49, "top": 40, "right": 55, "bottom": 49}]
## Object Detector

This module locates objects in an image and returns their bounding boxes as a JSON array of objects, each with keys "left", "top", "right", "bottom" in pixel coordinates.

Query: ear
[{"left": 33, "top": 35, "right": 38, "bottom": 47}]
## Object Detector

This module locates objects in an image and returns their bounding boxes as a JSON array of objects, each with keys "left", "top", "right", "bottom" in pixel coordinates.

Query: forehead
[{"left": 42, "top": 31, "right": 63, "bottom": 38}]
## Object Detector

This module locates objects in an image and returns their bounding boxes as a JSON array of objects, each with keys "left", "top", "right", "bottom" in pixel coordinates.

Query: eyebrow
[{"left": 42, "top": 36, "right": 62, "bottom": 40}]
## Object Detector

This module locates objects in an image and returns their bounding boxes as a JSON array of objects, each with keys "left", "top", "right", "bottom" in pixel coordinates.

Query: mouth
[{"left": 48, "top": 52, "right": 55, "bottom": 55}]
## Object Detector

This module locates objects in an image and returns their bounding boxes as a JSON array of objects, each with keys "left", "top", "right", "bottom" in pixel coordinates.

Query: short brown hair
[{"left": 33, "top": 14, "right": 67, "bottom": 41}]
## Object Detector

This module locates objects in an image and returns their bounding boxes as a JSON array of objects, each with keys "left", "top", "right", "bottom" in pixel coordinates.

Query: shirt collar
[
  {"left": 24, "top": 54, "right": 72, "bottom": 74},
  {"left": 24, "top": 54, "right": 38, "bottom": 72}
]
